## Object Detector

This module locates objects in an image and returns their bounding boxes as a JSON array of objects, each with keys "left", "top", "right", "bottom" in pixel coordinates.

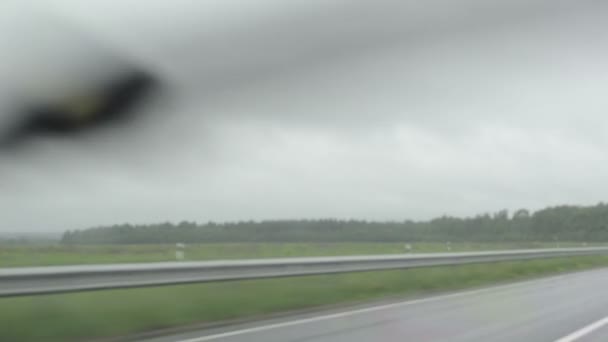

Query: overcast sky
[{"left": 2, "top": 0, "right": 608, "bottom": 232}]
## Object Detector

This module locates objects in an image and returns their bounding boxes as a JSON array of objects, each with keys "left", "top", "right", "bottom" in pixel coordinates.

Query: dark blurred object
[{"left": 1, "top": 68, "right": 158, "bottom": 148}]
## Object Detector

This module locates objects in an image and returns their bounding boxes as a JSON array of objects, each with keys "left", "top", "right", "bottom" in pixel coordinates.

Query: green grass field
[
  {"left": 1, "top": 243, "right": 608, "bottom": 341},
  {"left": 0, "top": 241, "right": 601, "bottom": 267}
]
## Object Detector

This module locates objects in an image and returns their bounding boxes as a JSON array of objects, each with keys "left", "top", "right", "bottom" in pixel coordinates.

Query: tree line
[{"left": 61, "top": 203, "right": 608, "bottom": 244}]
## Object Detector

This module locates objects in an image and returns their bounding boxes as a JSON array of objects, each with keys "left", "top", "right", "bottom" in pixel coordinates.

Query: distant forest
[{"left": 61, "top": 203, "right": 608, "bottom": 244}]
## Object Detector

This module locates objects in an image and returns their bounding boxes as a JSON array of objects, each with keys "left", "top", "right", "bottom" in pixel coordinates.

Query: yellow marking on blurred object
[{"left": 63, "top": 95, "right": 104, "bottom": 122}]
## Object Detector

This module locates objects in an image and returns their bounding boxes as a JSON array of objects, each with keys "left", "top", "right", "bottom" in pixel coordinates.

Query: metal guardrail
[{"left": 1, "top": 247, "right": 608, "bottom": 297}]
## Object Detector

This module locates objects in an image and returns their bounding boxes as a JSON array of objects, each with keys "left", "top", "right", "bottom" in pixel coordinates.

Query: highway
[{"left": 147, "top": 267, "right": 608, "bottom": 342}]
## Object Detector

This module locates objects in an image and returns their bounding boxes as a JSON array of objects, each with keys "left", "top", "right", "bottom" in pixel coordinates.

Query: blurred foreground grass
[
  {"left": 0, "top": 241, "right": 602, "bottom": 267},
  {"left": 2, "top": 255, "right": 608, "bottom": 341}
]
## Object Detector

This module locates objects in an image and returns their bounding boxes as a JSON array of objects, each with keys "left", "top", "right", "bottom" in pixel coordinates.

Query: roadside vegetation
[
  {"left": 61, "top": 203, "right": 608, "bottom": 244},
  {"left": 0, "top": 241, "right": 602, "bottom": 267}
]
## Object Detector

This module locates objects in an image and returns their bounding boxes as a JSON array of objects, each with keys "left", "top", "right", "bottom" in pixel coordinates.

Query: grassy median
[
  {"left": 2, "top": 255, "right": 608, "bottom": 341},
  {"left": 0, "top": 242, "right": 601, "bottom": 267}
]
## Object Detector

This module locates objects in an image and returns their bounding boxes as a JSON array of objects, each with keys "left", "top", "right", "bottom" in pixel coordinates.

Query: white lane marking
[
  {"left": 174, "top": 272, "right": 581, "bottom": 342},
  {"left": 554, "top": 316, "right": 608, "bottom": 342}
]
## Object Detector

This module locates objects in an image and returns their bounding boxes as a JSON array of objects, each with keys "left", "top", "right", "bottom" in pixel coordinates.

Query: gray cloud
[{"left": 2, "top": 0, "right": 608, "bottom": 232}]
